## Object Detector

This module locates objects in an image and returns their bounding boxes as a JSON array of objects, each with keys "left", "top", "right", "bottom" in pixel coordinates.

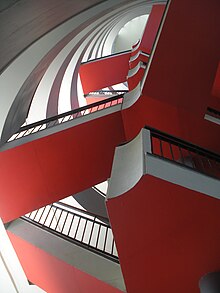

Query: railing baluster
[
  {"left": 81, "top": 219, "right": 88, "bottom": 242},
  {"left": 33, "top": 209, "right": 40, "bottom": 221},
  {"left": 61, "top": 211, "right": 69, "bottom": 233},
  {"left": 179, "top": 147, "right": 185, "bottom": 164},
  {"left": 169, "top": 143, "right": 174, "bottom": 161},
  {"left": 149, "top": 127, "right": 220, "bottom": 180},
  {"left": 88, "top": 217, "right": 96, "bottom": 246},
  {"left": 159, "top": 139, "right": 163, "bottom": 157},
  {"left": 95, "top": 224, "right": 102, "bottom": 249},
  {"left": 48, "top": 206, "right": 58, "bottom": 228},
  {"left": 103, "top": 227, "right": 108, "bottom": 252},
  {"left": 74, "top": 217, "right": 81, "bottom": 239},
  {"left": 38, "top": 206, "right": 47, "bottom": 223},
  {"left": 67, "top": 214, "right": 75, "bottom": 236},
  {"left": 22, "top": 203, "right": 118, "bottom": 262},
  {"left": 54, "top": 209, "right": 63, "bottom": 231},
  {"left": 42, "top": 205, "right": 53, "bottom": 225}
]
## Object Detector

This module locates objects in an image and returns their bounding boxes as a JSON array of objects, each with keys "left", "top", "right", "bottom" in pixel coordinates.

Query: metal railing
[
  {"left": 8, "top": 94, "right": 123, "bottom": 142},
  {"left": 22, "top": 202, "right": 118, "bottom": 263},
  {"left": 147, "top": 126, "right": 220, "bottom": 179},
  {"left": 84, "top": 90, "right": 128, "bottom": 97},
  {"left": 207, "top": 107, "right": 220, "bottom": 119}
]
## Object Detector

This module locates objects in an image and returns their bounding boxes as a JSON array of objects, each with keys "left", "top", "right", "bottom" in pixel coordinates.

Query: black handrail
[
  {"left": 207, "top": 107, "right": 220, "bottom": 117},
  {"left": 146, "top": 126, "right": 220, "bottom": 179},
  {"left": 23, "top": 203, "right": 118, "bottom": 262},
  {"left": 9, "top": 94, "right": 123, "bottom": 141},
  {"left": 81, "top": 49, "right": 131, "bottom": 65},
  {"left": 84, "top": 90, "right": 128, "bottom": 97},
  {"left": 146, "top": 125, "right": 220, "bottom": 162},
  {"left": 56, "top": 201, "right": 108, "bottom": 222}
]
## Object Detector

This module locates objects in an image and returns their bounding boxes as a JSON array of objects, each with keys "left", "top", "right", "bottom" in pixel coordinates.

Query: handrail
[
  {"left": 146, "top": 126, "right": 220, "bottom": 162},
  {"left": 55, "top": 201, "right": 108, "bottom": 222},
  {"left": 81, "top": 49, "right": 131, "bottom": 65},
  {"left": 22, "top": 203, "right": 118, "bottom": 262},
  {"left": 92, "top": 186, "right": 106, "bottom": 197},
  {"left": 207, "top": 107, "right": 220, "bottom": 117},
  {"left": 8, "top": 94, "right": 123, "bottom": 141},
  {"left": 84, "top": 90, "right": 128, "bottom": 97},
  {"left": 146, "top": 126, "right": 220, "bottom": 179}
]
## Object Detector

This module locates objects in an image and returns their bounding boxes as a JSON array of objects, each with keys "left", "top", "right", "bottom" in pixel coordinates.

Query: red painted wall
[
  {"left": 0, "top": 112, "right": 125, "bottom": 223},
  {"left": 142, "top": 0, "right": 220, "bottom": 115},
  {"left": 8, "top": 232, "right": 123, "bottom": 293},
  {"left": 127, "top": 67, "right": 145, "bottom": 91},
  {"left": 79, "top": 52, "right": 130, "bottom": 94},
  {"left": 211, "top": 62, "right": 220, "bottom": 99},
  {"left": 107, "top": 175, "right": 220, "bottom": 293},
  {"left": 140, "top": 4, "right": 165, "bottom": 54},
  {"left": 122, "top": 0, "right": 220, "bottom": 154},
  {"left": 122, "top": 94, "right": 220, "bottom": 153}
]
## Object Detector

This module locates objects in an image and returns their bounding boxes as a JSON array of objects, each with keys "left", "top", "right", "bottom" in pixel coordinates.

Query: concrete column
[{"left": 199, "top": 272, "right": 220, "bottom": 293}]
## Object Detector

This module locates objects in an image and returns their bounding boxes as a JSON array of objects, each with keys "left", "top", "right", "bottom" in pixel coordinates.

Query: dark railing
[
  {"left": 8, "top": 94, "right": 123, "bottom": 142},
  {"left": 207, "top": 107, "right": 220, "bottom": 119},
  {"left": 146, "top": 126, "right": 220, "bottom": 179},
  {"left": 81, "top": 49, "right": 131, "bottom": 65},
  {"left": 84, "top": 90, "right": 128, "bottom": 97},
  {"left": 22, "top": 202, "right": 118, "bottom": 262}
]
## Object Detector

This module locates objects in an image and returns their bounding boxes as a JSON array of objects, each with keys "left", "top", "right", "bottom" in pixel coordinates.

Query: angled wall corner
[{"left": 106, "top": 128, "right": 150, "bottom": 199}]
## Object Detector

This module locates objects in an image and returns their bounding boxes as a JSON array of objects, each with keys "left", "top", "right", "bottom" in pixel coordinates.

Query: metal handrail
[
  {"left": 81, "top": 49, "right": 131, "bottom": 65},
  {"left": 22, "top": 203, "right": 118, "bottom": 262},
  {"left": 56, "top": 201, "right": 108, "bottom": 222},
  {"left": 9, "top": 94, "right": 123, "bottom": 141},
  {"left": 146, "top": 126, "right": 220, "bottom": 178},
  {"left": 146, "top": 126, "right": 220, "bottom": 162},
  {"left": 207, "top": 107, "right": 220, "bottom": 117},
  {"left": 84, "top": 90, "right": 128, "bottom": 97}
]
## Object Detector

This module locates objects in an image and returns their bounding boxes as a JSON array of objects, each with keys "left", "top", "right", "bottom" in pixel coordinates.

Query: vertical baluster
[
  {"left": 179, "top": 147, "right": 185, "bottom": 164},
  {"left": 33, "top": 209, "right": 40, "bottom": 221},
  {"left": 42, "top": 205, "right": 53, "bottom": 225},
  {"left": 67, "top": 214, "right": 75, "bottom": 237},
  {"left": 111, "top": 239, "right": 115, "bottom": 256},
  {"left": 38, "top": 206, "right": 47, "bottom": 223},
  {"left": 95, "top": 224, "right": 102, "bottom": 249},
  {"left": 73, "top": 217, "right": 81, "bottom": 239},
  {"left": 160, "top": 139, "right": 163, "bottom": 157},
  {"left": 88, "top": 217, "right": 96, "bottom": 246},
  {"left": 187, "top": 150, "right": 195, "bottom": 168},
  {"left": 103, "top": 227, "right": 108, "bottom": 253},
  {"left": 61, "top": 212, "right": 69, "bottom": 233},
  {"left": 54, "top": 209, "right": 63, "bottom": 231},
  {"left": 48, "top": 206, "right": 58, "bottom": 228},
  {"left": 81, "top": 219, "right": 88, "bottom": 242},
  {"left": 169, "top": 143, "right": 174, "bottom": 161}
]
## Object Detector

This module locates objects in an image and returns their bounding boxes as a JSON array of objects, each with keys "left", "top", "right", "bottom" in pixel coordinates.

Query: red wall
[
  {"left": 8, "top": 232, "right": 122, "bottom": 293},
  {"left": 211, "top": 62, "right": 220, "bottom": 99},
  {"left": 142, "top": 0, "right": 220, "bottom": 115},
  {"left": 122, "top": 93, "right": 220, "bottom": 153},
  {"left": 107, "top": 175, "right": 220, "bottom": 293},
  {"left": 140, "top": 4, "right": 165, "bottom": 54},
  {"left": 0, "top": 112, "right": 125, "bottom": 223},
  {"left": 79, "top": 52, "right": 130, "bottom": 94},
  {"left": 122, "top": 0, "right": 220, "bottom": 154}
]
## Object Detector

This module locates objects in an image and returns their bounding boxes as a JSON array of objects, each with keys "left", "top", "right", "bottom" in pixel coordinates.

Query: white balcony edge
[
  {"left": 122, "top": 82, "right": 141, "bottom": 110},
  {"left": 107, "top": 128, "right": 220, "bottom": 200},
  {"left": 146, "top": 154, "right": 220, "bottom": 200},
  {"left": 7, "top": 218, "right": 126, "bottom": 292},
  {"left": 1, "top": 104, "right": 121, "bottom": 152},
  {"left": 204, "top": 114, "right": 220, "bottom": 126}
]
